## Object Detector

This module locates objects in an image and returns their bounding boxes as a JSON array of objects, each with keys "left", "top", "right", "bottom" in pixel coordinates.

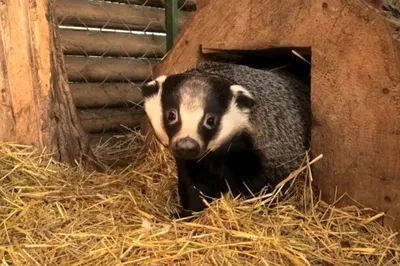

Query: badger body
[{"left": 141, "top": 61, "right": 310, "bottom": 218}]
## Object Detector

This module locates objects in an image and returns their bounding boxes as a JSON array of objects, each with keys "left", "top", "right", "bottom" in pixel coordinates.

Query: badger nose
[{"left": 174, "top": 137, "right": 200, "bottom": 159}]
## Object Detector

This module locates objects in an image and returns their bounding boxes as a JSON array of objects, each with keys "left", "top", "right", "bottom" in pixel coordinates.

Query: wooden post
[{"left": 0, "top": 0, "right": 100, "bottom": 169}]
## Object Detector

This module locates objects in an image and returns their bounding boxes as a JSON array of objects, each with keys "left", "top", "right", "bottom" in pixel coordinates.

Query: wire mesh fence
[{"left": 55, "top": 0, "right": 196, "bottom": 144}]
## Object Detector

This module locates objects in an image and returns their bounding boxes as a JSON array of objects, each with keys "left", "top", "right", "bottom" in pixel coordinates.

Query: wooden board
[
  {"left": 152, "top": 0, "right": 400, "bottom": 233},
  {"left": 196, "top": 0, "right": 211, "bottom": 10},
  {"left": 60, "top": 29, "right": 166, "bottom": 58},
  {"left": 70, "top": 82, "right": 143, "bottom": 108},
  {"left": 64, "top": 56, "right": 158, "bottom": 82},
  {"left": 55, "top": 0, "right": 193, "bottom": 33},
  {"left": 78, "top": 108, "right": 144, "bottom": 133}
]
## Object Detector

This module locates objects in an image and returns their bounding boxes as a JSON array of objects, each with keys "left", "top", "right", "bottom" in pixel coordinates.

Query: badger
[{"left": 141, "top": 61, "right": 310, "bottom": 218}]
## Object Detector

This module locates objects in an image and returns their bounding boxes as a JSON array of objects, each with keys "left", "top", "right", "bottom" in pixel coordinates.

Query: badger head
[{"left": 141, "top": 73, "right": 255, "bottom": 160}]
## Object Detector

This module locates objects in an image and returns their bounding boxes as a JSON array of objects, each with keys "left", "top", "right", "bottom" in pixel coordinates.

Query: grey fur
[{"left": 184, "top": 61, "right": 311, "bottom": 185}]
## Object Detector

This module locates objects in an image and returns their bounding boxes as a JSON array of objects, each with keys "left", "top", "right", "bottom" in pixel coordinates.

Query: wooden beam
[
  {"left": 196, "top": 0, "right": 211, "bottom": 10},
  {"left": 60, "top": 29, "right": 166, "bottom": 58},
  {"left": 78, "top": 108, "right": 145, "bottom": 133},
  {"left": 108, "top": 0, "right": 197, "bottom": 11},
  {"left": 55, "top": 0, "right": 193, "bottom": 33},
  {"left": 64, "top": 56, "right": 157, "bottom": 82},
  {"left": 70, "top": 82, "right": 143, "bottom": 108}
]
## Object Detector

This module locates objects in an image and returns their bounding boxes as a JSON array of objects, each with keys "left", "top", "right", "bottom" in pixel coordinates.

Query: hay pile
[{"left": 0, "top": 137, "right": 399, "bottom": 266}]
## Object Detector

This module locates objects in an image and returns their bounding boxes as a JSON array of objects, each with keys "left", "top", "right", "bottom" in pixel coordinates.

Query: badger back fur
[{"left": 141, "top": 61, "right": 310, "bottom": 218}]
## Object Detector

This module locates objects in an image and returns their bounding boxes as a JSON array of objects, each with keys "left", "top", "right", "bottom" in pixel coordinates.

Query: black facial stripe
[
  {"left": 198, "top": 115, "right": 222, "bottom": 147},
  {"left": 161, "top": 75, "right": 187, "bottom": 140},
  {"left": 163, "top": 117, "right": 182, "bottom": 141},
  {"left": 198, "top": 77, "right": 233, "bottom": 147}
]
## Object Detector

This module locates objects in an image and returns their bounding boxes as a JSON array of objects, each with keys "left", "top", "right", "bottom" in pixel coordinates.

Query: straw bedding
[{"left": 0, "top": 135, "right": 399, "bottom": 266}]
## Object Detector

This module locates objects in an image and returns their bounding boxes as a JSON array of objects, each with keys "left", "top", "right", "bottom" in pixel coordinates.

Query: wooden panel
[
  {"left": 64, "top": 56, "right": 158, "bottom": 82},
  {"left": 55, "top": 0, "right": 193, "bottom": 32},
  {"left": 70, "top": 82, "right": 143, "bottom": 108},
  {"left": 60, "top": 29, "right": 166, "bottom": 58},
  {"left": 152, "top": 0, "right": 400, "bottom": 233},
  {"left": 78, "top": 108, "right": 145, "bottom": 133},
  {"left": 109, "top": 0, "right": 197, "bottom": 11},
  {"left": 196, "top": 0, "right": 212, "bottom": 9}
]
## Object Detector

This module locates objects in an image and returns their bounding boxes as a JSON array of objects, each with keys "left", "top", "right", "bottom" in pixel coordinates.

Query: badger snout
[{"left": 173, "top": 137, "right": 201, "bottom": 159}]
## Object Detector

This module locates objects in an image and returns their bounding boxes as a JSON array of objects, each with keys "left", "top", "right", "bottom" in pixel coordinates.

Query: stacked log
[{"left": 56, "top": 0, "right": 196, "bottom": 145}]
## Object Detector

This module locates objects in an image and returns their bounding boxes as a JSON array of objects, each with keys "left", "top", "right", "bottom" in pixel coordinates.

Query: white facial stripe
[
  {"left": 172, "top": 99, "right": 204, "bottom": 146},
  {"left": 207, "top": 98, "right": 253, "bottom": 151},
  {"left": 172, "top": 85, "right": 206, "bottom": 146},
  {"left": 155, "top": 75, "right": 167, "bottom": 84},
  {"left": 230, "top": 85, "right": 254, "bottom": 99},
  {"left": 143, "top": 75, "right": 169, "bottom": 146},
  {"left": 144, "top": 92, "right": 169, "bottom": 146},
  {"left": 208, "top": 105, "right": 252, "bottom": 150}
]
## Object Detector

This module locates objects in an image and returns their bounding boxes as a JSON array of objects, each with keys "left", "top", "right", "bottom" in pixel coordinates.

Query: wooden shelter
[{"left": 152, "top": 0, "right": 400, "bottom": 233}]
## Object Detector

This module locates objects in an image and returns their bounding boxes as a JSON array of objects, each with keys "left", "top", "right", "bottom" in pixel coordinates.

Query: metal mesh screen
[{"left": 55, "top": 0, "right": 196, "bottom": 144}]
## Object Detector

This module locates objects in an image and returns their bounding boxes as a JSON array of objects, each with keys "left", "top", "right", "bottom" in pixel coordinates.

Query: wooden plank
[
  {"left": 60, "top": 29, "right": 166, "bottom": 58},
  {"left": 196, "top": 0, "right": 211, "bottom": 9},
  {"left": 153, "top": 0, "right": 400, "bottom": 234},
  {"left": 78, "top": 108, "right": 145, "bottom": 133},
  {"left": 108, "top": 0, "right": 197, "bottom": 11},
  {"left": 70, "top": 82, "right": 143, "bottom": 108},
  {"left": 55, "top": 0, "right": 193, "bottom": 33},
  {"left": 64, "top": 56, "right": 158, "bottom": 82}
]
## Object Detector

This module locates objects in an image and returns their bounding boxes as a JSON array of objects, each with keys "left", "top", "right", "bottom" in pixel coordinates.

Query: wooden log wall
[{"left": 55, "top": 0, "right": 196, "bottom": 145}]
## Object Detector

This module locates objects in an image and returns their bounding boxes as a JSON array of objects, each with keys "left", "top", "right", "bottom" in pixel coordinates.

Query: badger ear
[
  {"left": 141, "top": 75, "right": 167, "bottom": 99},
  {"left": 230, "top": 85, "right": 255, "bottom": 112}
]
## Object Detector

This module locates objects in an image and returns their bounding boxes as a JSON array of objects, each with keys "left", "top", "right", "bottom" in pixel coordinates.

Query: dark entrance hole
[{"left": 200, "top": 46, "right": 311, "bottom": 87}]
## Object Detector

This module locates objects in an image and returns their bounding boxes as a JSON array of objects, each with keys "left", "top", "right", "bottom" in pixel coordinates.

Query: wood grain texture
[
  {"left": 0, "top": 0, "right": 99, "bottom": 168},
  {"left": 78, "top": 108, "right": 144, "bottom": 133},
  {"left": 70, "top": 82, "right": 143, "bottom": 108},
  {"left": 152, "top": 0, "right": 400, "bottom": 233},
  {"left": 60, "top": 29, "right": 166, "bottom": 58},
  {"left": 64, "top": 56, "right": 158, "bottom": 82},
  {"left": 196, "top": 0, "right": 211, "bottom": 10},
  {"left": 55, "top": 0, "right": 193, "bottom": 33}
]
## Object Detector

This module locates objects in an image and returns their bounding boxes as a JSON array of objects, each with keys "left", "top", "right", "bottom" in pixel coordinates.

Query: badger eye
[
  {"left": 166, "top": 110, "right": 178, "bottom": 124},
  {"left": 204, "top": 114, "right": 217, "bottom": 129}
]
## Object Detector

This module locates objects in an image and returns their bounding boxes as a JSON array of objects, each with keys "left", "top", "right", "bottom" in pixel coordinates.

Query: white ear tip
[
  {"left": 146, "top": 80, "right": 157, "bottom": 86},
  {"left": 155, "top": 75, "right": 167, "bottom": 83},
  {"left": 230, "top": 85, "right": 253, "bottom": 98},
  {"left": 145, "top": 75, "right": 167, "bottom": 86}
]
